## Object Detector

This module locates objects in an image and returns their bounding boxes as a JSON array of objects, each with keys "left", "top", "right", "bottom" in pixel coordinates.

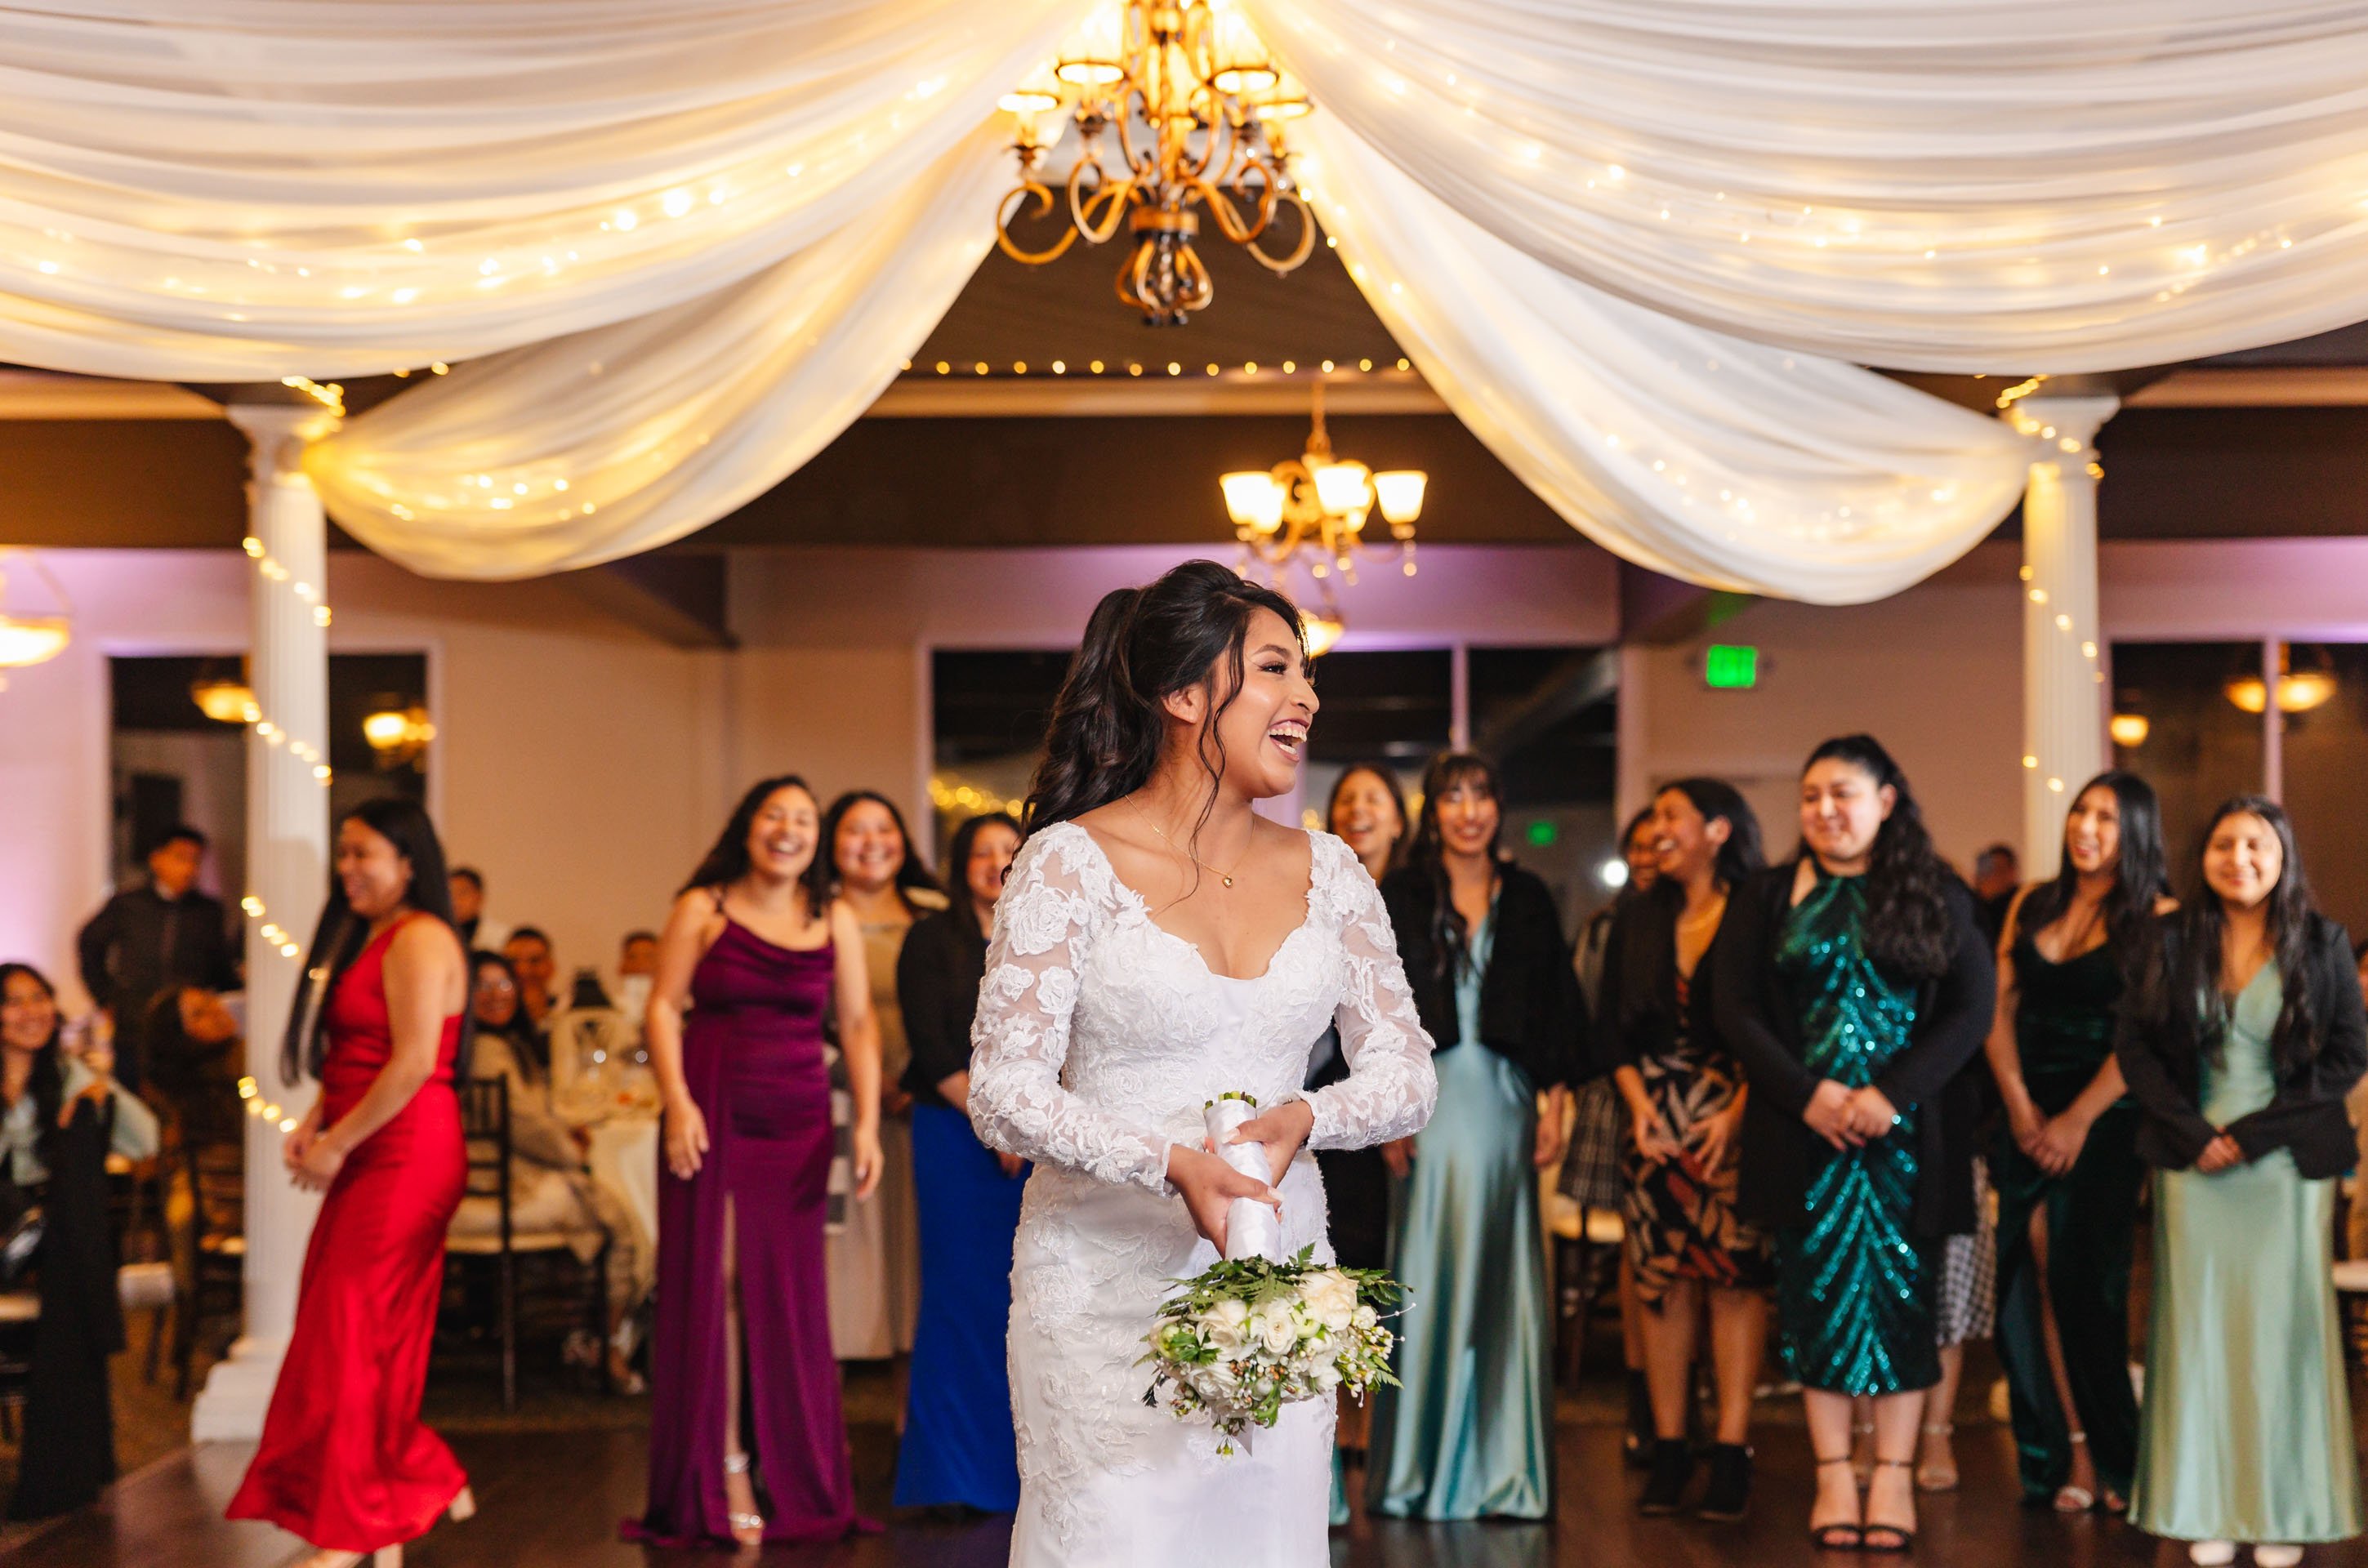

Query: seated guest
[
  {"left": 139, "top": 984, "right": 243, "bottom": 1140},
  {"left": 450, "top": 866, "right": 511, "bottom": 953},
  {"left": 503, "top": 927, "right": 558, "bottom": 1063},
  {"left": 615, "top": 930, "right": 659, "bottom": 1031},
  {"left": 0, "top": 962, "right": 161, "bottom": 1520},
  {"left": 448, "top": 951, "right": 642, "bottom": 1388},
  {"left": 75, "top": 824, "right": 239, "bottom": 1092}
]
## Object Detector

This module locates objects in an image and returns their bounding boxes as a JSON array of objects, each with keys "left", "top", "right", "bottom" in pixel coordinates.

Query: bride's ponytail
[{"left": 1022, "top": 562, "right": 1305, "bottom": 840}]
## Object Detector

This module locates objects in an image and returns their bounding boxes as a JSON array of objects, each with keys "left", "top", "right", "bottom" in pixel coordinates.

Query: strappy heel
[
  {"left": 1862, "top": 1458, "right": 1918, "bottom": 1553},
  {"left": 1915, "top": 1420, "right": 1957, "bottom": 1493},
  {"left": 723, "top": 1451, "right": 765, "bottom": 1546},
  {"left": 2051, "top": 1429, "right": 2095, "bottom": 1512},
  {"left": 1809, "top": 1455, "right": 1863, "bottom": 1551}
]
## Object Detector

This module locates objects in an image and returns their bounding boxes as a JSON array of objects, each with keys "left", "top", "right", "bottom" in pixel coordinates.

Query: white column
[
  {"left": 2012, "top": 394, "right": 2117, "bottom": 873},
  {"left": 193, "top": 400, "right": 340, "bottom": 1442}
]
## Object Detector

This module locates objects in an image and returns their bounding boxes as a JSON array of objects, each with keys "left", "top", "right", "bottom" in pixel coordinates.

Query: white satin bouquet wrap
[
  {"left": 1205, "top": 1093, "right": 1283, "bottom": 1263},
  {"left": 1139, "top": 1092, "right": 1403, "bottom": 1454}
]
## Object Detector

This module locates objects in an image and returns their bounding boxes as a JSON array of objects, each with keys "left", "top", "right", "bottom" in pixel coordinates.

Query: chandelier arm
[
  {"left": 1190, "top": 177, "right": 1269, "bottom": 245},
  {"left": 1245, "top": 188, "right": 1317, "bottom": 274},
  {"left": 996, "top": 181, "right": 1084, "bottom": 266},
  {"left": 1068, "top": 158, "right": 1136, "bottom": 246},
  {"left": 1175, "top": 242, "right": 1215, "bottom": 314}
]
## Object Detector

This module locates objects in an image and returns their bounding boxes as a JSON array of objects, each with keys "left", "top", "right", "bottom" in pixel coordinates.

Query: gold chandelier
[
  {"left": 997, "top": 2, "right": 1315, "bottom": 326},
  {"left": 1223, "top": 380, "right": 1425, "bottom": 584}
]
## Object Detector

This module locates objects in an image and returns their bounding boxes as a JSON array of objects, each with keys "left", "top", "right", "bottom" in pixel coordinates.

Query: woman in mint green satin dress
[
  {"left": 1716, "top": 736, "right": 1994, "bottom": 1552},
  {"left": 1369, "top": 752, "right": 1583, "bottom": 1521},
  {"left": 2120, "top": 796, "right": 2367, "bottom": 1568}
]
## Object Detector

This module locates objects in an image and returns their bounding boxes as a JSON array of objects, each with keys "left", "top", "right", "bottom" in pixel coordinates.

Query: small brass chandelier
[
  {"left": 1222, "top": 381, "right": 1427, "bottom": 590},
  {"left": 997, "top": 1, "right": 1315, "bottom": 326}
]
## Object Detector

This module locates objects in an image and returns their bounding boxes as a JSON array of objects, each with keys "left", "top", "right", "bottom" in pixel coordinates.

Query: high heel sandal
[
  {"left": 2051, "top": 1430, "right": 2096, "bottom": 1512},
  {"left": 1915, "top": 1420, "right": 1958, "bottom": 1494},
  {"left": 1808, "top": 1455, "right": 1863, "bottom": 1551},
  {"left": 722, "top": 1452, "right": 765, "bottom": 1546},
  {"left": 1862, "top": 1458, "right": 1918, "bottom": 1554}
]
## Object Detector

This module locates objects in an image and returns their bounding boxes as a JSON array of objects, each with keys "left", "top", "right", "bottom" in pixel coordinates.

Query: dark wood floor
[{"left": 10, "top": 1412, "right": 2361, "bottom": 1568}]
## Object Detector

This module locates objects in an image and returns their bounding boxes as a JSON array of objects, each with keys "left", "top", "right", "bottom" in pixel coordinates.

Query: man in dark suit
[{"left": 75, "top": 824, "right": 239, "bottom": 1092}]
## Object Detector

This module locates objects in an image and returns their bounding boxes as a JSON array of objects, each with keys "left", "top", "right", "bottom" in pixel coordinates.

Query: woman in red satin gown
[{"left": 226, "top": 799, "right": 475, "bottom": 1568}]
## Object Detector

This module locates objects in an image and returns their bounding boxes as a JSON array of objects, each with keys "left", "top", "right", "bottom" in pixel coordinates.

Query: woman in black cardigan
[
  {"left": 2120, "top": 796, "right": 2365, "bottom": 1566},
  {"left": 1367, "top": 751, "right": 1583, "bottom": 1521},
  {"left": 892, "top": 812, "right": 1028, "bottom": 1513},
  {"left": 1714, "top": 736, "right": 1993, "bottom": 1552}
]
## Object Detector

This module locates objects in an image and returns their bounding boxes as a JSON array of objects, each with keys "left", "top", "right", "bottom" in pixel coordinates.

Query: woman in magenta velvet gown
[
  {"left": 631, "top": 774, "right": 884, "bottom": 1548},
  {"left": 226, "top": 799, "right": 475, "bottom": 1568}
]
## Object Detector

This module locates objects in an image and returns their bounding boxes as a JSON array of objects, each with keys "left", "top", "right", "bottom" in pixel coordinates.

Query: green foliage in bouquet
[{"left": 1139, "top": 1245, "right": 1407, "bottom": 1454}]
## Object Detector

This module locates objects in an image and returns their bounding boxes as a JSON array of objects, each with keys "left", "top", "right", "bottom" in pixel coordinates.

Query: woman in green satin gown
[
  {"left": 1369, "top": 752, "right": 1581, "bottom": 1521},
  {"left": 2121, "top": 797, "right": 2367, "bottom": 1567},
  {"left": 1985, "top": 771, "right": 2168, "bottom": 1513},
  {"left": 1716, "top": 736, "right": 1995, "bottom": 1552}
]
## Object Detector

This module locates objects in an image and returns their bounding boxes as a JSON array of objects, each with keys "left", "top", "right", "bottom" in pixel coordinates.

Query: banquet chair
[
  {"left": 447, "top": 1076, "right": 609, "bottom": 1410},
  {"left": 173, "top": 1131, "right": 246, "bottom": 1399}
]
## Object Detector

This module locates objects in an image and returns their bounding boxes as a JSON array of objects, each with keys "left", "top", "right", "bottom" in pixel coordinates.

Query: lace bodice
[{"left": 969, "top": 821, "right": 1436, "bottom": 1192}]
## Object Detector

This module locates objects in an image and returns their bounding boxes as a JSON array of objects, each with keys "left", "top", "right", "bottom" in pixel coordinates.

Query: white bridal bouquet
[{"left": 1139, "top": 1092, "right": 1404, "bottom": 1454}]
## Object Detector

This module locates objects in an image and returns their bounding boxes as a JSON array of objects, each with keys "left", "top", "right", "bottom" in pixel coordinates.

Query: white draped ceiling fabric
[{"left": 4, "top": 3, "right": 2368, "bottom": 599}]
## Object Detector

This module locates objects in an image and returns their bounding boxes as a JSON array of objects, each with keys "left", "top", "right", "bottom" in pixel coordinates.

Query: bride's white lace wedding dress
[{"left": 969, "top": 822, "right": 1437, "bottom": 1567}]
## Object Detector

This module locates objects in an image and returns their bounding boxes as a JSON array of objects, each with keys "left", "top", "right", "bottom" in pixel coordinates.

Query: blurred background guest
[
  {"left": 0, "top": 961, "right": 159, "bottom": 1521},
  {"left": 76, "top": 824, "right": 239, "bottom": 1094},
  {"left": 893, "top": 810, "right": 1027, "bottom": 1513},
  {"left": 823, "top": 790, "right": 942, "bottom": 1364},
  {"left": 449, "top": 951, "right": 640, "bottom": 1389},
  {"left": 1369, "top": 751, "right": 1581, "bottom": 1521},
  {"left": 1306, "top": 760, "right": 1407, "bottom": 1470},
  {"left": 448, "top": 866, "right": 510, "bottom": 954},
  {"left": 1719, "top": 736, "right": 1992, "bottom": 1553},
  {"left": 615, "top": 929, "right": 660, "bottom": 1026},
  {"left": 1569, "top": 805, "right": 1661, "bottom": 1468},
  {"left": 502, "top": 927, "right": 558, "bottom": 1063},
  {"left": 1986, "top": 771, "right": 2167, "bottom": 1513},
  {"left": 138, "top": 983, "right": 243, "bottom": 1140},
  {"left": 1972, "top": 843, "right": 2022, "bottom": 947},
  {"left": 1601, "top": 781, "right": 1770, "bottom": 1521},
  {"left": 2123, "top": 797, "right": 2364, "bottom": 1567}
]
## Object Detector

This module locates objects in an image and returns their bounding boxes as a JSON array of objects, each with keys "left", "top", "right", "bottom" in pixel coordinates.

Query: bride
[{"left": 968, "top": 561, "right": 1438, "bottom": 1565}]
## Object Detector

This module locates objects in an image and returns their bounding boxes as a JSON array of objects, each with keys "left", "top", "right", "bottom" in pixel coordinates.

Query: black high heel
[
  {"left": 1809, "top": 1455, "right": 1862, "bottom": 1551},
  {"left": 1862, "top": 1458, "right": 1918, "bottom": 1553}
]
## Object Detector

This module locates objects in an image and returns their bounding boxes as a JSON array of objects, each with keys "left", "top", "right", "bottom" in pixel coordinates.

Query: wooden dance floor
[{"left": 14, "top": 1414, "right": 2364, "bottom": 1568}]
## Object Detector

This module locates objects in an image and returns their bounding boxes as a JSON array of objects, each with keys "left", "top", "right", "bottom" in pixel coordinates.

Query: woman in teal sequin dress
[
  {"left": 1984, "top": 772, "right": 2168, "bottom": 1513},
  {"left": 2120, "top": 796, "right": 2366, "bottom": 1568},
  {"left": 1718, "top": 736, "right": 1994, "bottom": 1552}
]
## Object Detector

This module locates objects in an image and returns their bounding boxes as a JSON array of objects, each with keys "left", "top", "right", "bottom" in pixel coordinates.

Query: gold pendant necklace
[{"left": 1131, "top": 796, "right": 1249, "bottom": 889}]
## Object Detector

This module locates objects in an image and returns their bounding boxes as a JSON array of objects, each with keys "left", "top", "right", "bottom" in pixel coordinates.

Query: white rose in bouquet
[
  {"left": 1352, "top": 1303, "right": 1379, "bottom": 1331},
  {"left": 1202, "top": 1297, "right": 1251, "bottom": 1351},
  {"left": 1255, "top": 1299, "right": 1300, "bottom": 1356},
  {"left": 1302, "top": 1268, "right": 1359, "bottom": 1332}
]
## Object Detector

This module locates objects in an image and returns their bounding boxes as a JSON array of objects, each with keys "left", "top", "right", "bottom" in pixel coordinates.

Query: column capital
[
  {"left": 226, "top": 400, "right": 341, "bottom": 486},
  {"left": 2007, "top": 392, "right": 2120, "bottom": 458}
]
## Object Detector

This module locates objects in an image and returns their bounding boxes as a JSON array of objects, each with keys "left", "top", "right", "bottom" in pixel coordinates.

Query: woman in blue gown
[
  {"left": 1368, "top": 751, "right": 1583, "bottom": 1521},
  {"left": 893, "top": 812, "right": 1029, "bottom": 1512},
  {"left": 1717, "top": 735, "right": 1993, "bottom": 1552}
]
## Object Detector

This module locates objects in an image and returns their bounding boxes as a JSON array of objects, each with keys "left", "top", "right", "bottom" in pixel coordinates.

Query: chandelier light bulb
[
  {"left": 1372, "top": 470, "right": 1428, "bottom": 525},
  {"left": 1220, "top": 470, "right": 1287, "bottom": 532},
  {"left": 1311, "top": 459, "right": 1372, "bottom": 517}
]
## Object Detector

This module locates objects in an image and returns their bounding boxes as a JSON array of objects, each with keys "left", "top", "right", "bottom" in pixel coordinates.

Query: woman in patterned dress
[
  {"left": 1718, "top": 736, "right": 1994, "bottom": 1552},
  {"left": 1600, "top": 779, "right": 1769, "bottom": 1520}
]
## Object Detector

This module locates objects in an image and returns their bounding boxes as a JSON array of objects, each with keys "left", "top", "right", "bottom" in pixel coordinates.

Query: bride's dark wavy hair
[
  {"left": 1799, "top": 733, "right": 1955, "bottom": 982},
  {"left": 1023, "top": 561, "right": 1305, "bottom": 853}
]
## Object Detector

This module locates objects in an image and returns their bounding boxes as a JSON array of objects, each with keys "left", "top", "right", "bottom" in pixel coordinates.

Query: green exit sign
[
  {"left": 1703, "top": 644, "right": 1760, "bottom": 689},
  {"left": 1525, "top": 819, "right": 1559, "bottom": 848}
]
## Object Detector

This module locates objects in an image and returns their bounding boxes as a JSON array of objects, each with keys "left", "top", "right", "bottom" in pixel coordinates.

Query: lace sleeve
[
  {"left": 1306, "top": 847, "right": 1437, "bottom": 1150},
  {"left": 968, "top": 826, "right": 1176, "bottom": 1194}
]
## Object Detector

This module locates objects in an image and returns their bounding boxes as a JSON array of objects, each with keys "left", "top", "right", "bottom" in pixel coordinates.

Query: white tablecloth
[{"left": 584, "top": 1118, "right": 659, "bottom": 1295}]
